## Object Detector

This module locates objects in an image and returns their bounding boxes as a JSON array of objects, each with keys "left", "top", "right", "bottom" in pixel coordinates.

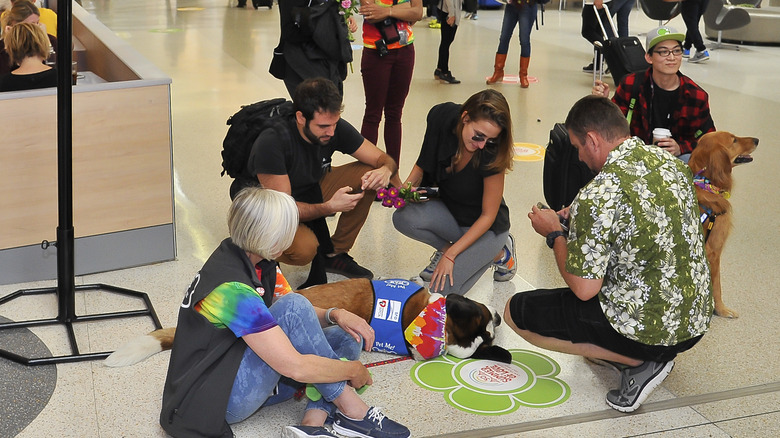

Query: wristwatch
[{"left": 546, "top": 231, "right": 566, "bottom": 249}]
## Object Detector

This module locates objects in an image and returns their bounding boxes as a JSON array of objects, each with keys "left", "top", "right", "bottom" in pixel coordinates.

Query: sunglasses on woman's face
[{"left": 471, "top": 133, "right": 498, "bottom": 146}]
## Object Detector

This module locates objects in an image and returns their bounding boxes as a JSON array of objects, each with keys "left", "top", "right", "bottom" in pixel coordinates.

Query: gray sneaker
[
  {"left": 606, "top": 360, "right": 674, "bottom": 412},
  {"left": 419, "top": 251, "right": 442, "bottom": 282},
  {"left": 689, "top": 50, "right": 710, "bottom": 63}
]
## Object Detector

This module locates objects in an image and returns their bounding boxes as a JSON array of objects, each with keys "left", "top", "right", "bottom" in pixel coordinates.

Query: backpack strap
[{"left": 625, "top": 73, "right": 643, "bottom": 126}]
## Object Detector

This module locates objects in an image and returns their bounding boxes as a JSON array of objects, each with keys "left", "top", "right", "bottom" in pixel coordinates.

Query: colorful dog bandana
[{"left": 404, "top": 296, "right": 447, "bottom": 360}]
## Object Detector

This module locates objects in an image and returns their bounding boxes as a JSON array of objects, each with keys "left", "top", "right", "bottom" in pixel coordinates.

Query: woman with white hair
[{"left": 160, "top": 187, "right": 410, "bottom": 438}]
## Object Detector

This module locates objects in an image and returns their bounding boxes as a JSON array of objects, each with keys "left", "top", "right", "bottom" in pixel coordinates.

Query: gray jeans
[{"left": 392, "top": 199, "right": 508, "bottom": 295}]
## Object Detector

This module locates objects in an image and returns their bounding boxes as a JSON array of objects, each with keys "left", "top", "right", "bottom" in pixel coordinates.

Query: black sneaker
[
  {"left": 606, "top": 360, "right": 674, "bottom": 413},
  {"left": 323, "top": 253, "right": 373, "bottom": 279},
  {"left": 282, "top": 425, "right": 337, "bottom": 438},
  {"left": 582, "top": 62, "right": 595, "bottom": 73},
  {"left": 434, "top": 68, "right": 443, "bottom": 79},
  {"left": 333, "top": 406, "right": 411, "bottom": 438},
  {"left": 438, "top": 71, "right": 461, "bottom": 84}
]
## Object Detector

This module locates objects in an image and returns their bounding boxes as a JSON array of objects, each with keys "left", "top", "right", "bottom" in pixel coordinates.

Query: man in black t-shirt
[{"left": 232, "top": 78, "right": 399, "bottom": 287}]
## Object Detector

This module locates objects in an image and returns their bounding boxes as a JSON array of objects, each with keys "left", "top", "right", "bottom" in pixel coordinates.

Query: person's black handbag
[
  {"left": 543, "top": 123, "right": 595, "bottom": 210},
  {"left": 269, "top": 42, "right": 285, "bottom": 79}
]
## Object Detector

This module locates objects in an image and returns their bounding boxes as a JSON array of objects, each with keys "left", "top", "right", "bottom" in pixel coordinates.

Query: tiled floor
[{"left": 2, "top": 0, "right": 779, "bottom": 436}]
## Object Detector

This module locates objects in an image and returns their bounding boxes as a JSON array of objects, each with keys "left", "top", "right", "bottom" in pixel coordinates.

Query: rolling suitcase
[
  {"left": 543, "top": 123, "right": 595, "bottom": 211},
  {"left": 592, "top": 4, "right": 647, "bottom": 85}
]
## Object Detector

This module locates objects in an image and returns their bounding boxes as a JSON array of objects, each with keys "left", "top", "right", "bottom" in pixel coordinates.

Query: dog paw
[{"left": 714, "top": 305, "right": 739, "bottom": 319}]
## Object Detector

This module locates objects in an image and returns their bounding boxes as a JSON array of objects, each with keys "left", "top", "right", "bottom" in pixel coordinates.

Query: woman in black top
[
  {"left": 392, "top": 89, "right": 517, "bottom": 295},
  {"left": 0, "top": 22, "right": 56, "bottom": 92}
]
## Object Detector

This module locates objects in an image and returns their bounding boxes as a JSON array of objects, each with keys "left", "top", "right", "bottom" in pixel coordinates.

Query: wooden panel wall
[{"left": 0, "top": 85, "right": 173, "bottom": 249}]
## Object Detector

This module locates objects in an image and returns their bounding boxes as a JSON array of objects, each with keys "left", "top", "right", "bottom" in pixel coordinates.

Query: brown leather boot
[
  {"left": 486, "top": 53, "right": 507, "bottom": 85},
  {"left": 519, "top": 56, "right": 530, "bottom": 88}
]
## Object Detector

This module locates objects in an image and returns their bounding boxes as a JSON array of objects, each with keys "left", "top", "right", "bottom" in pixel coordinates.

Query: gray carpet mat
[{"left": 0, "top": 316, "right": 57, "bottom": 438}]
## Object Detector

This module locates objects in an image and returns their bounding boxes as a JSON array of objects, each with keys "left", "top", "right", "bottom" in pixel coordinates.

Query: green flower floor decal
[{"left": 410, "top": 349, "right": 570, "bottom": 415}]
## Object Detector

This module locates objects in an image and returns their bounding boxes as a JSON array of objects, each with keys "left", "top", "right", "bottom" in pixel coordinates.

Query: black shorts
[{"left": 508, "top": 288, "right": 702, "bottom": 363}]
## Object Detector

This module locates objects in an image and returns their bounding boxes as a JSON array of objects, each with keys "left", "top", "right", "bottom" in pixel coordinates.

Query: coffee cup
[{"left": 652, "top": 128, "right": 672, "bottom": 145}]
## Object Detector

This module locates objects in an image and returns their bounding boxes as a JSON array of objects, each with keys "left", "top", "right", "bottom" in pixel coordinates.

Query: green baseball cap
[{"left": 646, "top": 26, "right": 685, "bottom": 52}]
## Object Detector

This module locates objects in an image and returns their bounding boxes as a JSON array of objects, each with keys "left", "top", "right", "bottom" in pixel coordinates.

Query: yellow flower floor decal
[{"left": 410, "top": 349, "right": 570, "bottom": 415}]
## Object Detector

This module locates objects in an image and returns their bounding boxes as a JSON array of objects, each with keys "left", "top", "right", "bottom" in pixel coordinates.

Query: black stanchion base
[{"left": 0, "top": 284, "right": 162, "bottom": 366}]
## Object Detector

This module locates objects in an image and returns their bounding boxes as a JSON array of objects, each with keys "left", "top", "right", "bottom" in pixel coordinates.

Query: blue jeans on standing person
[
  {"left": 224, "top": 293, "right": 363, "bottom": 424},
  {"left": 497, "top": 3, "right": 538, "bottom": 58},
  {"left": 392, "top": 199, "right": 508, "bottom": 296}
]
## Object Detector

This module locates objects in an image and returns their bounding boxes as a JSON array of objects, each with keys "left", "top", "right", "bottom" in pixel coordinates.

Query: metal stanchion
[{"left": 0, "top": 0, "right": 162, "bottom": 366}]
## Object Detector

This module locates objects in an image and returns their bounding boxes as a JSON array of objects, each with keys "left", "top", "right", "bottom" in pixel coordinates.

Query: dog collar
[{"left": 693, "top": 170, "right": 730, "bottom": 199}]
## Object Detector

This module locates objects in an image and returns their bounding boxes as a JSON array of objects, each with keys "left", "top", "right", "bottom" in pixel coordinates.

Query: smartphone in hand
[{"left": 537, "top": 202, "right": 569, "bottom": 233}]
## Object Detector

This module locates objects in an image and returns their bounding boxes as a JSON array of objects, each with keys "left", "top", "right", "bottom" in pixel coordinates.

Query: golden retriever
[{"left": 688, "top": 131, "right": 758, "bottom": 318}]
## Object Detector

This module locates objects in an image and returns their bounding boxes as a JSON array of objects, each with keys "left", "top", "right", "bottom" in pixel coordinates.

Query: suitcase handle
[
  {"left": 591, "top": 3, "right": 615, "bottom": 85},
  {"left": 592, "top": 3, "right": 618, "bottom": 42},
  {"left": 593, "top": 42, "right": 603, "bottom": 84}
]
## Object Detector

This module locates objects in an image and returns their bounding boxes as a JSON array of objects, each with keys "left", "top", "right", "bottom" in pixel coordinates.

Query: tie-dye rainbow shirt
[{"left": 195, "top": 265, "right": 293, "bottom": 338}]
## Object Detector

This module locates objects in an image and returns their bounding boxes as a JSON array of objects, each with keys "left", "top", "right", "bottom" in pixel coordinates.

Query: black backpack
[
  {"left": 542, "top": 123, "right": 595, "bottom": 211},
  {"left": 220, "top": 98, "right": 294, "bottom": 178}
]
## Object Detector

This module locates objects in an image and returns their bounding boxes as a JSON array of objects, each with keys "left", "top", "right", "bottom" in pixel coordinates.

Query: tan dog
[
  {"left": 105, "top": 278, "right": 509, "bottom": 366},
  {"left": 688, "top": 131, "right": 758, "bottom": 318}
]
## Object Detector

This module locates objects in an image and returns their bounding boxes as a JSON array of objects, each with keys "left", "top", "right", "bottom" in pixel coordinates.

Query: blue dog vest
[{"left": 369, "top": 279, "right": 423, "bottom": 356}]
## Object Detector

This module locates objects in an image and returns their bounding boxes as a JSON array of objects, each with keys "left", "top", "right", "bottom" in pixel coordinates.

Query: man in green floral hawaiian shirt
[{"left": 505, "top": 96, "right": 713, "bottom": 413}]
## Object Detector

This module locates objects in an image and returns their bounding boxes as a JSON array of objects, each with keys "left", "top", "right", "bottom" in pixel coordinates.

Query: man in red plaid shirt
[{"left": 592, "top": 26, "right": 715, "bottom": 163}]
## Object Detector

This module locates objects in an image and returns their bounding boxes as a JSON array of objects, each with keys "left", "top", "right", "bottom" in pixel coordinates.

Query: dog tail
[{"left": 103, "top": 327, "right": 176, "bottom": 367}]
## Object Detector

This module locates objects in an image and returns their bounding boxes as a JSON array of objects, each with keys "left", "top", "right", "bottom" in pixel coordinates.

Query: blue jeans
[
  {"left": 610, "top": 0, "right": 632, "bottom": 39},
  {"left": 392, "top": 200, "right": 508, "bottom": 296},
  {"left": 224, "top": 293, "right": 363, "bottom": 423},
  {"left": 496, "top": 3, "right": 537, "bottom": 58}
]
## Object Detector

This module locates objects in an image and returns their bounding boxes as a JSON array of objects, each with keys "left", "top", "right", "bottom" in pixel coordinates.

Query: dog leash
[
  {"left": 693, "top": 170, "right": 729, "bottom": 244},
  {"left": 698, "top": 204, "right": 717, "bottom": 244},
  {"left": 292, "top": 356, "right": 414, "bottom": 401},
  {"left": 365, "top": 356, "right": 414, "bottom": 368}
]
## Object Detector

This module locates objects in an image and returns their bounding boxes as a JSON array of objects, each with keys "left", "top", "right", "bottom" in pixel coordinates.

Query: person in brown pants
[{"left": 232, "top": 78, "right": 400, "bottom": 288}]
